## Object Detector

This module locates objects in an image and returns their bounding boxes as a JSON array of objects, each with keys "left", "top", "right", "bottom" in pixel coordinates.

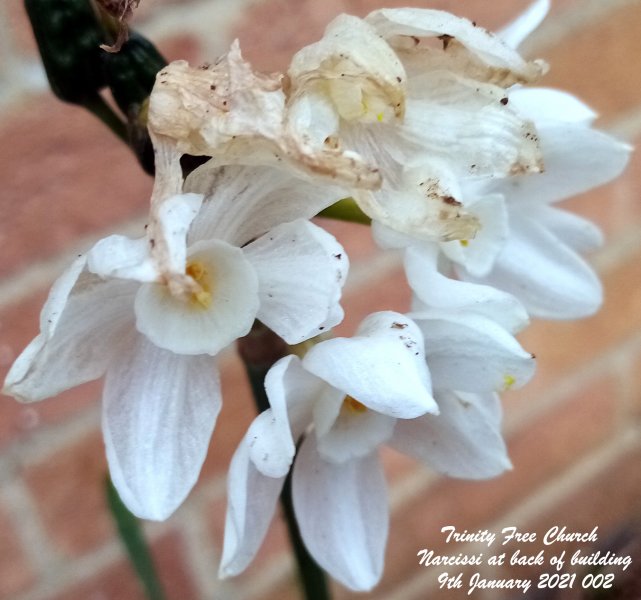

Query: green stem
[
  {"left": 105, "top": 477, "right": 167, "bottom": 600},
  {"left": 237, "top": 322, "right": 331, "bottom": 600},
  {"left": 83, "top": 94, "right": 129, "bottom": 143},
  {"left": 317, "top": 197, "right": 371, "bottom": 226}
]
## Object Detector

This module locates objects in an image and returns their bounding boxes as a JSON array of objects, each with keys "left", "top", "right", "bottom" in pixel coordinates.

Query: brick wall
[{"left": 0, "top": 1, "right": 640, "bottom": 598}]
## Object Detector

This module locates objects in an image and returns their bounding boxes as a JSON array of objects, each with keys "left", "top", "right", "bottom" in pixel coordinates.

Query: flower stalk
[{"left": 237, "top": 322, "right": 331, "bottom": 600}]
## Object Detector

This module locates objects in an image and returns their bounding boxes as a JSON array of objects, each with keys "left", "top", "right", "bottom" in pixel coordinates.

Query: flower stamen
[{"left": 343, "top": 395, "right": 367, "bottom": 414}]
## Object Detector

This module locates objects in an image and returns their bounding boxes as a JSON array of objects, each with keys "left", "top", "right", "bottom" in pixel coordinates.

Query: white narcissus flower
[
  {"left": 220, "top": 307, "right": 532, "bottom": 590},
  {"left": 3, "top": 164, "right": 350, "bottom": 521},
  {"left": 428, "top": 0, "right": 633, "bottom": 319},
  {"left": 286, "top": 9, "right": 545, "bottom": 241},
  {"left": 452, "top": 86, "right": 632, "bottom": 319}
]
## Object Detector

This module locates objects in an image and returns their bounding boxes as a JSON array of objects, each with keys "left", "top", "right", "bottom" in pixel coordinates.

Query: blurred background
[{"left": 0, "top": 0, "right": 640, "bottom": 598}]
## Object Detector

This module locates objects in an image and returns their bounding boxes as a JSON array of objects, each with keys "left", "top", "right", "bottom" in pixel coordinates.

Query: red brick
[
  {"left": 0, "top": 95, "right": 152, "bottom": 282},
  {"left": 50, "top": 530, "right": 198, "bottom": 600},
  {"left": 23, "top": 430, "right": 113, "bottom": 557},
  {"left": 515, "top": 245, "right": 641, "bottom": 390},
  {"left": 498, "top": 442, "right": 641, "bottom": 586},
  {"left": 0, "top": 503, "right": 35, "bottom": 599},
  {"left": 0, "top": 290, "right": 100, "bottom": 449},
  {"left": 4, "top": 0, "right": 39, "bottom": 58},
  {"left": 540, "top": 4, "right": 641, "bottom": 118}
]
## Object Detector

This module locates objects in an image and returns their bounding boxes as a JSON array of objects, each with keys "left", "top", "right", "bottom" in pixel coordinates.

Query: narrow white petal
[
  {"left": 248, "top": 355, "right": 321, "bottom": 478},
  {"left": 293, "top": 436, "right": 388, "bottom": 591},
  {"left": 495, "top": 123, "right": 631, "bottom": 204},
  {"left": 415, "top": 311, "right": 536, "bottom": 392},
  {"left": 405, "top": 244, "right": 529, "bottom": 333},
  {"left": 219, "top": 435, "right": 285, "bottom": 577},
  {"left": 524, "top": 204, "right": 603, "bottom": 253},
  {"left": 103, "top": 334, "right": 220, "bottom": 520},
  {"left": 244, "top": 220, "right": 348, "bottom": 344},
  {"left": 466, "top": 213, "right": 602, "bottom": 319},
  {"left": 499, "top": 0, "right": 550, "bottom": 49},
  {"left": 3, "top": 259, "right": 137, "bottom": 402},
  {"left": 186, "top": 164, "right": 346, "bottom": 246},
  {"left": 135, "top": 239, "right": 259, "bottom": 355},
  {"left": 391, "top": 390, "right": 511, "bottom": 479},
  {"left": 509, "top": 87, "right": 597, "bottom": 125},
  {"left": 303, "top": 311, "right": 436, "bottom": 418}
]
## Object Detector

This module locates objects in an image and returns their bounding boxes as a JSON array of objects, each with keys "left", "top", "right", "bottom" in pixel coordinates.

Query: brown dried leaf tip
[{"left": 96, "top": 0, "right": 141, "bottom": 53}]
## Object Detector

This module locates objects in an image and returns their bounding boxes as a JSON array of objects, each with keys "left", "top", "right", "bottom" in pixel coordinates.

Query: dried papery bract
[{"left": 147, "top": 42, "right": 381, "bottom": 190}]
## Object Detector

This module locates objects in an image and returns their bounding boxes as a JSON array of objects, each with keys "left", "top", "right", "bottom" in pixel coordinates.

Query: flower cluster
[{"left": 3, "top": 0, "right": 630, "bottom": 592}]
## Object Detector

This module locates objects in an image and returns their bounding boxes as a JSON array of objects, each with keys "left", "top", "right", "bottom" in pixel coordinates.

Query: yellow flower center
[
  {"left": 185, "top": 260, "right": 213, "bottom": 308},
  {"left": 343, "top": 395, "right": 367, "bottom": 414},
  {"left": 503, "top": 374, "right": 516, "bottom": 391}
]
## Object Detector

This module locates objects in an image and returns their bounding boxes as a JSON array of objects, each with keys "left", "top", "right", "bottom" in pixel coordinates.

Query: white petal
[
  {"left": 316, "top": 404, "right": 396, "bottom": 465},
  {"left": 414, "top": 311, "right": 536, "bottom": 392},
  {"left": 185, "top": 164, "right": 346, "bottom": 246},
  {"left": 390, "top": 390, "right": 511, "bottom": 479},
  {"left": 243, "top": 220, "right": 348, "bottom": 344},
  {"left": 402, "top": 72, "right": 542, "bottom": 178},
  {"left": 135, "top": 239, "right": 259, "bottom": 355},
  {"left": 440, "top": 193, "right": 508, "bottom": 277},
  {"left": 366, "top": 8, "right": 545, "bottom": 84},
  {"left": 152, "top": 192, "right": 204, "bottom": 275},
  {"left": 88, "top": 235, "right": 158, "bottom": 282},
  {"left": 509, "top": 87, "right": 597, "bottom": 125},
  {"left": 3, "top": 259, "right": 137, "bottom": 402},
  {"left": 303, "top": 311, "right": 436, "bottom": 418},
  {"left": 219, "top": 434, "right": 285, "bottom": 577},
  {"left": 498, "top": 0, "right": 550, "bottom": 49},
  {"left": 495, "top": 123, "right": 631, "bottom": 204},
  {"left": 103, "top": 334, "right": 220, "bottom": 520},
  {"left": 249, "top": 355, "right": 321, "bottom": 477},
  {"left": 293, "top": 436, "right": 388, "bottom": 591},
  {"left": 467, "top": 213, "right": 602, "bottom": 319},
  {"left": 524, "top": 204, "right": 603, "bottom": 253},
  {"left": 405, "top": 244, "right": 529, "bottom": 333}
]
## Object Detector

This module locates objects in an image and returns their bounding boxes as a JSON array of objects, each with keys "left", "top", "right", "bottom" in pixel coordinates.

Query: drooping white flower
[
  {"left": 286, "top": 9, "right": 545, "bottom": 241},
  {"left": 451, "top": 86, "right": 632, "bottom": 319},
  {"left": 220, "top": 306, "right": 531, "bottom": 589},
  {"left": 3, "top": 164, "right": 350, "bottom": 520}
]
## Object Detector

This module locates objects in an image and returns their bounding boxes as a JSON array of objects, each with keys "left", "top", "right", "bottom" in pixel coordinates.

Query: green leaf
[{"left": 105, "top": 476, "right": 167, "bottom": 600}]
